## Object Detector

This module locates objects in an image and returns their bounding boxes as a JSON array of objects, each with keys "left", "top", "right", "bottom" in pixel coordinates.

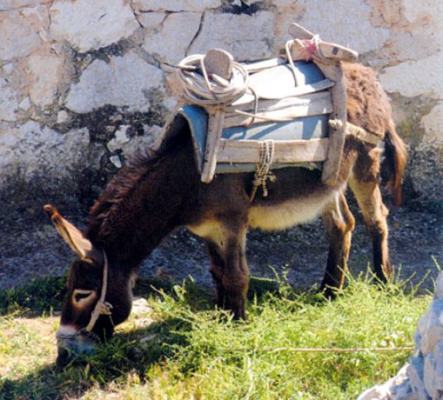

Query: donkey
[{"left": 45, "top": 63, "right": 406, "bottom": 364}]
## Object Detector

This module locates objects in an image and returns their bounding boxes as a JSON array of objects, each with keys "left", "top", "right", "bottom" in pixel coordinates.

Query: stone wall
[{"left": 0, "top": 0, "right": 442, "bottom": 203}]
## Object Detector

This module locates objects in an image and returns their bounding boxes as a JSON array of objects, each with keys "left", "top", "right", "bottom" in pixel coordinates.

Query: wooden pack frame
[{"left": 178, "top": 23, "right": 359, "bottom": 186}]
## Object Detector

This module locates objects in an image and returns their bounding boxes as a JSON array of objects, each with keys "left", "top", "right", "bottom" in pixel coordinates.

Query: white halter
[{"left": 85, "top": 251, "right": 114, "bottom": 333}]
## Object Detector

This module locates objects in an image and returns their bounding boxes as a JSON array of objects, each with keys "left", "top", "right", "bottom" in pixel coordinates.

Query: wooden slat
[
  {"left": 217, "top": 138, "right": 329, "bottom": 164},
  {"left": 288, "top": 22, "right": 315, "bottom": 40},
  {"left": 201, "top": 110, "right": 225, "bottom": 183},
  {"left": 317, "top": 63, "right": 346, "bottom": 186},
  {"left": 229, "top": 90, "right": 331, "bottom": 112},
  {"left": 223, "top": 95, "right": 332, "bottom": 128}
]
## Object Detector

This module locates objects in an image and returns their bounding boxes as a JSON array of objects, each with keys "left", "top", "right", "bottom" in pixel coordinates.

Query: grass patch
[
  {"left": 0, "top": 275, "right": 432, "bottom": 400},
  {"left": 0, "top": 276, "right": 66, "bottom": 316}
]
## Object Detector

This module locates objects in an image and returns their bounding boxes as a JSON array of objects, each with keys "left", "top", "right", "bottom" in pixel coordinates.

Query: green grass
[{"left": 0, "top": 275, "right": 432, "bottom": 400}]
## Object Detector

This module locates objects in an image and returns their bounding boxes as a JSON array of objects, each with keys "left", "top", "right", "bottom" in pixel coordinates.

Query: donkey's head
[{"left": 44, "top": 205, "right": 133, "bottom": 365}]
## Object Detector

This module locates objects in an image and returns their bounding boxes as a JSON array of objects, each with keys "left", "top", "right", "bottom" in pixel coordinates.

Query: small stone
[
  {"left": 109, "top": 155, "right": 122, "bottom": 169},
  {"left": 132, "top": 297, "right": 152, "bottom": 315},
  {"left": 140, "top": 333, "right": 157, "bottom": 343},
  {"left": 49, "top": 0, "right": 139, "bottom": 53},
  {"left": 56, "top": 110, "right": 69, "bottom": 124},
  {"left": 107, "top": 125, "right": 131, "bottom": 152},
  {"left": 19, "top": 97, "right": 31, "bottom": 111},
  {"left": 2, "top": 63, "right": 14, "bottom": 74},
  {"left": 115, "top": 125, "right": 131, "bottom": 144}
]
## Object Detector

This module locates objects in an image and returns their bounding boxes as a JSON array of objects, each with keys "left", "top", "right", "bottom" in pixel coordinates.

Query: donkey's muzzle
[{"left": 56, "top": 332, "right": 98, "bottom": 367}]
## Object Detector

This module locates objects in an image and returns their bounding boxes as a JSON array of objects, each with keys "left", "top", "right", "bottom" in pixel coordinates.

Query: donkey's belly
[{"left": 248, "top": 190, "right": 337, "bottom": 231}]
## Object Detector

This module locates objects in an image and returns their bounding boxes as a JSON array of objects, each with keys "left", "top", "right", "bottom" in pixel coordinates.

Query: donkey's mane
[{"left": 86, "top": 115, "right": 189, "bottom": 242}]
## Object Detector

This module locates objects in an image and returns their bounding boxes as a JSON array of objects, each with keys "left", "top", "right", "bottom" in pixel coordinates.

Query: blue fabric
[
  {"left": 178, "top": 105, "right": 208, "bottom": 173},
  {"left": 285, "top": 60, "right": 325, "bottom": 84}
]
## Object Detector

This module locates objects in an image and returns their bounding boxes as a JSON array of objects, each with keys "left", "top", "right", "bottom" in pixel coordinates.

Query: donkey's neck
[{"left": 87, "top": 136, "right": 196, "bottom": 271}]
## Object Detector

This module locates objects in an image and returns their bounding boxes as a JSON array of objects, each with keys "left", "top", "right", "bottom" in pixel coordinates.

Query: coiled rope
[{"left": 176, "top": 54, "right": 249, "bottom": 107}]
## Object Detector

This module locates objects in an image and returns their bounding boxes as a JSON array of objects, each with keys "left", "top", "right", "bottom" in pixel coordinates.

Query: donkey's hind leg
[
  {"left": 320, "top": 192, "right": 355, "bottom": 297},
  {"left": 349, "top": 174, "right": 392, "bottom": 282},
  {"left": 207, "top": 241, "right": 226, "bottom": 308}
]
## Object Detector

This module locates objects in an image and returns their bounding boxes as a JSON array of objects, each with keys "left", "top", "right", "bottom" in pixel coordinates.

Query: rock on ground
[{"left": 358, "top": 272, "right": 443, "bottom": 400}]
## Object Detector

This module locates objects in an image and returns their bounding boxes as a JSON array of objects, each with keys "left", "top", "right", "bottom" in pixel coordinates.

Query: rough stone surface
[
  {"left": 0, "top": 78, "right": 20, "bottom": 121},
  {"left": 65, "top": 51, "right": 163, "bottom": 113},
  {"left": 142, "top": 12, "right": 202, "bottom": 64},
  {"left": 0, "top": 9, "right": 43, "bottom": 61},
  {"left": 0, "top": 0, "right": 51, "bottom": 11},
  {"left": 189, "top": 11, "right": 275, "bottom": 61},
  {"left": 358, "top": 272, "right": 443, "bottom": 400},
  {"left": 421, "top": 103, "right": 443, "bottom": 146},
  {"left": 27, "top": 47, "right": 72, "bottom": 107},
  {"left": 135, "top": 11, "right": 165, "bottom": 29},
  {"left": 380, "top": 52, "right": 443, "bottom": 99},
  {"left": 49, "top": 0, "right": 139, "bottom": 53},
  {"left": 133, "top": 0, "right": 221, "bottom": 12},
  {"left": 0, "top": 122, "right": 94, "bottom": 185},
  {"left": 298, "top": 0, "right": 390, "bottom": 54}
]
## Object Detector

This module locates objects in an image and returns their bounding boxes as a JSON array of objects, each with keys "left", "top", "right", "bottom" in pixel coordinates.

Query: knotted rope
[{"left": 250, "top": 140, "right": 276, "bottom": 202}]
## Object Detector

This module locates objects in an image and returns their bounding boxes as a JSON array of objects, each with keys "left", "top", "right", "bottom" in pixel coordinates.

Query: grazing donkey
[{"left": 45, "top": 62, "right": 406, "bottom": 364}]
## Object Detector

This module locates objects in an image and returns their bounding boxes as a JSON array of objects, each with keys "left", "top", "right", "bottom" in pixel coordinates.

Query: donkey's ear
[{"left": 43, "top": 204, "right": 103, "bottom": 264}]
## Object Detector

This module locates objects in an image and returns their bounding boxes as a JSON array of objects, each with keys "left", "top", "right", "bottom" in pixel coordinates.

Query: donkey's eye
[{"left": 72, "top": 289, "right": 96, "bottom": 306}]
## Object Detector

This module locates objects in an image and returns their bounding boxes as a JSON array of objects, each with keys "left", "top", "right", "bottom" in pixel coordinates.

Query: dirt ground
[{"left": 1, "top": 183, "right": 441, "bottom": 293}]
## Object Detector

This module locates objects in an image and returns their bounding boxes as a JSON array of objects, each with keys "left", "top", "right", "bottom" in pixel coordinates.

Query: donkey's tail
[{"left": 382, "top": 122, "right": 407, "bottom": 206}]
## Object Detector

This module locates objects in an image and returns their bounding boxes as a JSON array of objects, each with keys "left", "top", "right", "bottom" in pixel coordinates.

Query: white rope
[
  {"left": 176, "top": 54, "right": 249, "bottom": 108},
  {"left": 250, "top": 140, "right": 276, "bottom": 202},
  {"left": 85, "top": 251, "right": 114, "bottom": 332}
]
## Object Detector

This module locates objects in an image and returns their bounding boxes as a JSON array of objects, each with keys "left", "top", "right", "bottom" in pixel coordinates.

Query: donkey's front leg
[
  {"left": 207, "top": 241, "right": 227, "bottom": 308},
  {"left": 221, "top": 232, "right": 249, "bottom": 319},
  {"left": 206, "top": 224, "right": 249, "bottom": 320}
]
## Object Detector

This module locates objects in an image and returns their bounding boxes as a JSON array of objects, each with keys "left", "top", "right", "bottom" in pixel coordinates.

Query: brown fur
[{"left": 53, "top": 63, "right": 407, "bottom": 343}]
